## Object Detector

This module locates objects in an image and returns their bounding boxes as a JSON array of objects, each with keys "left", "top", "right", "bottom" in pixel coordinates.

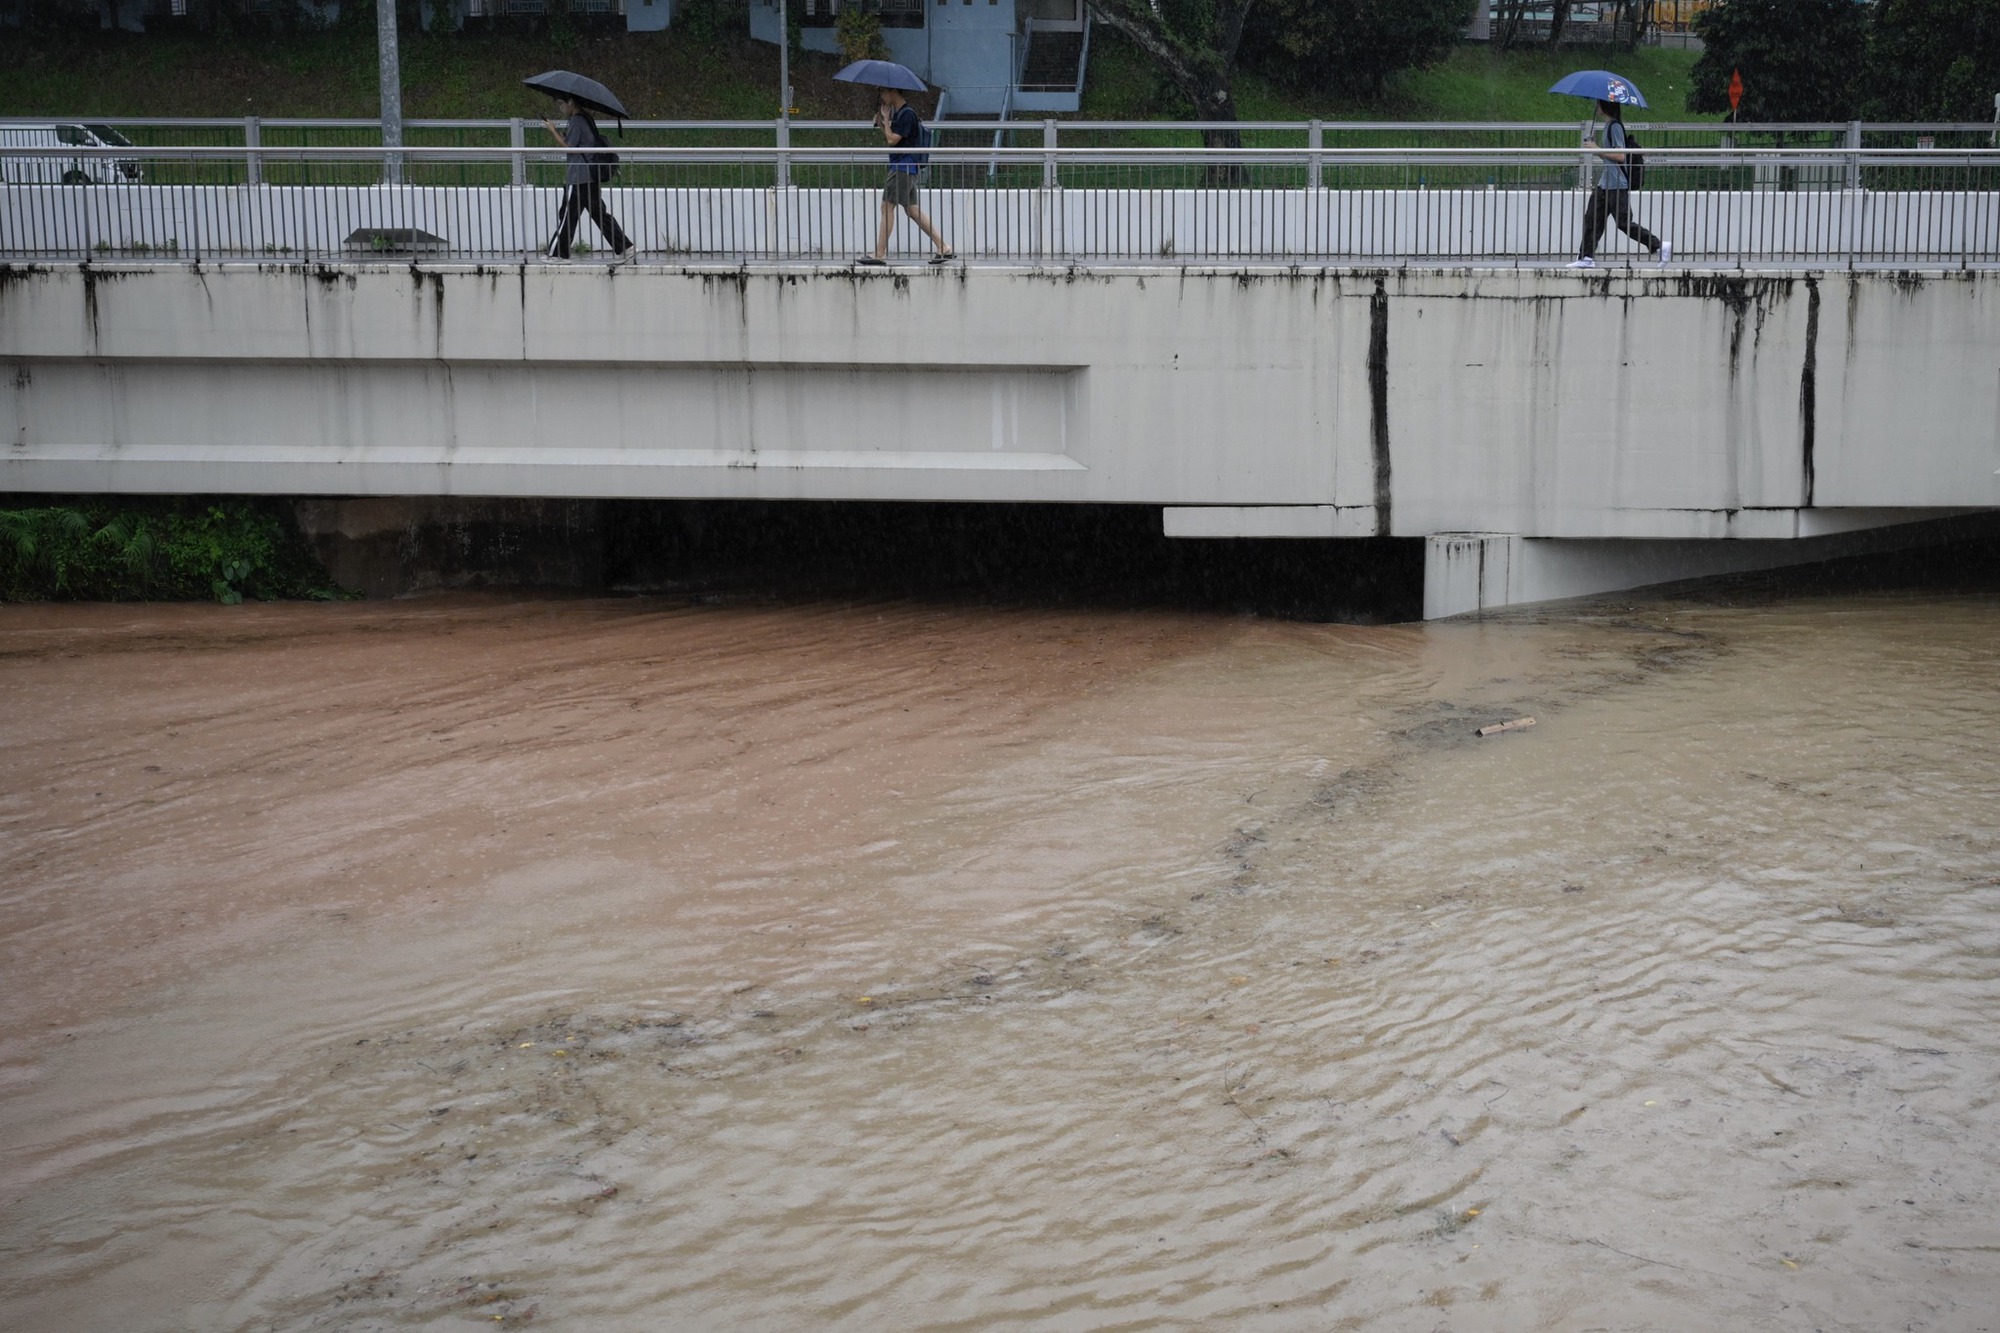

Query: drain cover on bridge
[{"left": 343, "top": 227, "right": 449, "bottom": 253}]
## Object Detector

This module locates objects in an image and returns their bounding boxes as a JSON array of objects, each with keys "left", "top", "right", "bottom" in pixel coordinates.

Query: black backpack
[
  {"left": 1615, "top": 122, "right": 1645, "bottom": 191},
  {"left": 589, "top": 122, "right": 620, "bottom": 185}
]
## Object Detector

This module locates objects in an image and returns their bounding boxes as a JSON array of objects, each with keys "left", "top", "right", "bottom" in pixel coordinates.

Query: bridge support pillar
[{"left": 1423, "top": 515, "right": 1993, "bottom": 618}]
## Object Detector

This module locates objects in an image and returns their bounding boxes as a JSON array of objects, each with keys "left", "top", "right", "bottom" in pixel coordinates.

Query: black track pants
[
  {"left": 547, "top": 182, "right": 631, "bottom": 259},
  {"left": 1578, "top": 187, "right": 1659, "bottom": 260}
]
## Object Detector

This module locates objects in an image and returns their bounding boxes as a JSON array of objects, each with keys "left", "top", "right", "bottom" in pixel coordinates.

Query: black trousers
[
  {"left": 547, "top": 182, "right": 631, "bottom": 259},
  {"left": 1578, "top": 187, "right": 1659, "bottom": 259}
]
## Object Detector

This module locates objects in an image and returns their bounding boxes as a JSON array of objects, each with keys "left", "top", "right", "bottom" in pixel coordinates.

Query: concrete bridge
[{"left": 2, "top": 259, "right": 1996, "bottom": 615}]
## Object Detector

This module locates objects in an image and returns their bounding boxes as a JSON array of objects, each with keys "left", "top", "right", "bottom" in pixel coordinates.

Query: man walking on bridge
[{"left": 857, "top": 87, "right": 955, "bottom": 267}]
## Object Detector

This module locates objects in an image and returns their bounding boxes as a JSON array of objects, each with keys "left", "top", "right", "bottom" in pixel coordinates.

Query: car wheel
[{"left": 61, "top": 168, "right": 91, "bottom": 185}]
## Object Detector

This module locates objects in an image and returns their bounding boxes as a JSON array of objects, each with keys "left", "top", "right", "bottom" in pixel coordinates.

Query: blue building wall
[{"left": 748, "top": 0, "right": 1022, "bottom": 114}]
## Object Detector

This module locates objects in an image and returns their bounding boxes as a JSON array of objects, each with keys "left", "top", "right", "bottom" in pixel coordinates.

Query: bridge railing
[
  {"left": 3, "top": 143, "right": 1997, "bottom": 266},
  {"left": 10, "top": 116, "right": 2000, "bottom": 154}
]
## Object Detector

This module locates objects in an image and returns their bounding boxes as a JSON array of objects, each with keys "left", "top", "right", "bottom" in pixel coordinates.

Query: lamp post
[
  {"left": 777, "top": 0, "right": 794, "bottom": 187},
  {"left": 378, "top": 0, "right": 405, "bottom": 184},
  {"left": 781, "top": 0, "right": 795, "bottom": 119}
]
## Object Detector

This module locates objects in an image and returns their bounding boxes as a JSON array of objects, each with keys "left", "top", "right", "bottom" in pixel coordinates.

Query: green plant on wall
[
  {"left": 836, "top": 8, "right": 888, "bottom": 65},
  {"left": 0, "top": 499, "right": 345, "bottom": 603}
]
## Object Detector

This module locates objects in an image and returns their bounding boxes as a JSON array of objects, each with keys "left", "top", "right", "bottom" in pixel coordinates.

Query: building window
[{"left": 801, "top": 0, "right": 924, "bottom": 27}]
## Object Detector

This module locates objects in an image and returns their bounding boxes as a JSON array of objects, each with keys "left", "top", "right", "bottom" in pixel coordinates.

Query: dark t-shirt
[
  {"left": 563, "top": 112, "right": 600, "bottom": 186},
  {"left": 888, "top": 104, "right": 924, "bottom": 172}
]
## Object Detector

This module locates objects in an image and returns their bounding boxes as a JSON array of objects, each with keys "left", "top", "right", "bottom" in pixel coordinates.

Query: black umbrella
[{"left": 523, "top": 70, "right": 630, "bottom": 121}]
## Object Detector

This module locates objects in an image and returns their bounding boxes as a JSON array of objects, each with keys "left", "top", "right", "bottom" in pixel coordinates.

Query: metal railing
[
  {"left": 12, "top": 117, "right": 2000, "bottom": 154},
  {"left": 3, "top": 141, "right": 1997, "bottom": 267}
]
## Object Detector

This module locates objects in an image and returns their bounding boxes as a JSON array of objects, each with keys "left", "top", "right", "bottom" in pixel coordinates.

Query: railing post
[
  {"left": 1040, "top": 119, "right": 1060, "bottom": 259},
  {"left": 1308, "top": 118, "right": 1323, "bottom": 190},
  {"left": 775, "top": 116, "right": 791, "bottom": 190},
  {"left": 1845, "top": 119, "right": 1861, "bottom": 191},
  {"left": 1578, "top": 118, "right": 1593, "bottom": 192},
  {"left": 244, "top": 115, "right": 262, "bottom": 187},
  {"left": 509, "top": 117, "right": 525, "bottom": 188}
]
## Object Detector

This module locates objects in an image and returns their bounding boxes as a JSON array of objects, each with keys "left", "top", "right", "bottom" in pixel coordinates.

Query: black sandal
[
  {"left": 855, "top": 255, "right": 888, "bottom": 266},
  {"left": 929, "top": 251, "right": 957, "bottom": 265}
]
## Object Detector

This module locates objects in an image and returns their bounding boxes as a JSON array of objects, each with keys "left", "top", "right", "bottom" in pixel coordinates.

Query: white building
[{"left": 747, "top": 0, "right": 1090, "bottom": 115}]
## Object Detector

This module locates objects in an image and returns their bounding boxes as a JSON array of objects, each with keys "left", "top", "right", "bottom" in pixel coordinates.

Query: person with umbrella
[
  {"left": 527, "top": 72, "right": 637, "bottom": 264},
  {"left": 836, "top": 60, "right": 955, "bottom": 267},
  {"left": 1550, "top": 70, "right": 1671, "bottom": 269}
]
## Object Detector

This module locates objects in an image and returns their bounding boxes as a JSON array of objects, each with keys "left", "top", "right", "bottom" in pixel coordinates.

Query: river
[{"left": 1, "top": 570, "right": 1997, "bottom": 1330}]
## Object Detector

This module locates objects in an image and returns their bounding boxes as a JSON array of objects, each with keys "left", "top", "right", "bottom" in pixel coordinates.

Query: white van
[{"left": 0, "top": 124, "right": 143, "bottom": 185}]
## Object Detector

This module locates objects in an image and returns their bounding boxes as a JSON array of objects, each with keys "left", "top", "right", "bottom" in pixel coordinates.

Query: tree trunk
[
  {"left": 1628, "top": 0, "right": 1654, "bottom": 51},
  {"left": 1195, "top": 77, "right": 1245, "bottom": 184},
  {"left": 1546, "top": 0, "right": 1570, "bottom": 46},
  {"left": 1087, "top": 0, "right": 1252, "bottom": 182}
]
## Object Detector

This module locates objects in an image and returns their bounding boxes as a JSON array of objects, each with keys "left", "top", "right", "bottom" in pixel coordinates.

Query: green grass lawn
[
  {"left": 1082, "top": 35, "right": 1708, "bottom": 123},
  {"left": 0, "top": 25, "right": 872, "bottom": 123},
  {"left": 1, "top": 21, "right": 1711, "bottom": 128}
]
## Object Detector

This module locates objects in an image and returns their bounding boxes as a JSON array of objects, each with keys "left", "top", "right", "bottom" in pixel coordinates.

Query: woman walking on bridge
[
  {"left": 1569, "top": 97, "right": 1670, "bottom": 269},
  {"left": 541, "top": 96, "right": 637, "bottom": 264}
]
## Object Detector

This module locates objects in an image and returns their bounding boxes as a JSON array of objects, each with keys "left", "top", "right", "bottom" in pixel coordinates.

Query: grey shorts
[{"left": 884, "top": 171, "right": 921, "bottom": 206}]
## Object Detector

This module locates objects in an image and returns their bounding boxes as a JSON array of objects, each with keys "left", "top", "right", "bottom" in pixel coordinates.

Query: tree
[
  {"left": 1087, "top": 0, "right": 1257, "bottom": 150},
  {"left": 1245, "top": 0, "right": 1473, "bottom": 100},
  {"left": 1688, "top": 0, "right": 1870, "bottom": 122},
  {"left": 1865, "top": 0, "right": 2000, "bottom": 121}
]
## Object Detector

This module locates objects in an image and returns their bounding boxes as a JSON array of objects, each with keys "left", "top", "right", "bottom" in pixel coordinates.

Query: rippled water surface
[{"left": 2, "top": 588, "right": 1997, "bottom": 1331}]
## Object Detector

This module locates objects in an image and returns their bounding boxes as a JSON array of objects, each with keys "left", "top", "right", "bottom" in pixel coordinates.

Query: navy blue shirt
[{"left": 888, "top": 104, "right": 924, "bottom": 173}]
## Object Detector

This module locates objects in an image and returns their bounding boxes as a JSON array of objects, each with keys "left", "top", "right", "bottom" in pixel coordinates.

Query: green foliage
[
  {"left": 1866, "top": 0, "right": 2000, "bottom": 121},
  {"left": 835, "top": 8, "right": 889, "bottom": 66},
  {"left": 1082, "top": 33, "right": 1711, "bottom": 122},
  {"left": 676, "top": 0, "right": 727, "bottom": 45},
  {"left": 0, "top": 498, "right": 344, "bottom": 604},
  {"left": 1689, "top": 0, "right": 1870, "bottom": 122},
  {"left": 1245, "top": 0, "right": 1474, "bottom": 100},
  {"left": 1089, "top": 0, "right": 1256, "bottom": 128}
]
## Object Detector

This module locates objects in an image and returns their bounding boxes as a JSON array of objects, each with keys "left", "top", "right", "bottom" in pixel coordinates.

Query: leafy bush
[
  {"left": 0, "top": 498, "right": 345, "bottom": 603},
  {"left": 836, "top": 8, "right": 888, "bottom": 66},
  {"left": 1866, "top": 0, "right": 2000, "bottom": 121},
  {"left": 1245, "top": 0, "right": 1473, "bottom": 100},
  {"left": 1689, "top": 0, "right": 1870, "bottom": 122}
]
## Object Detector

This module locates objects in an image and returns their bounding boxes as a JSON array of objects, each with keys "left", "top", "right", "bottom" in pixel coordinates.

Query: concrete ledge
[
  {"left": 1163, "top": 505, "right": 1379, "bottom": 538},
  {"left": 1423, "top": 513, "right": 1997, "bottom": 618}
]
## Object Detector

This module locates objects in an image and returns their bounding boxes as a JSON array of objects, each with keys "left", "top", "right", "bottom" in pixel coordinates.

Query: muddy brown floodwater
[{"left": 1, "top": 587, "right": 1997, "bottom": 1331}]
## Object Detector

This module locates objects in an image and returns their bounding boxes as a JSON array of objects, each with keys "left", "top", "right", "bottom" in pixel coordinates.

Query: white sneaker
[
  {"left": 1567, "top": 257, "right": 1596, "bottom": 269},
  {"left": 1657, "top": 241, "right": 1673, "bottom": 265}
]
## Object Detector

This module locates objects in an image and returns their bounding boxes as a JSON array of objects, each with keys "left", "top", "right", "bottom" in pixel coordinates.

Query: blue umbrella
[
  {"left": 834, "top": 59, "right": 927, "bottom": 93},
  {"left": 1548, "top": 70, "right": 1649, "bottom": 109}
]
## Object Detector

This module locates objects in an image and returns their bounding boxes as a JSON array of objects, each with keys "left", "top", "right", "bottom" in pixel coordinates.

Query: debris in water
[{"left": 1477, "top": 717, "right": 1537, "bottom": 737}]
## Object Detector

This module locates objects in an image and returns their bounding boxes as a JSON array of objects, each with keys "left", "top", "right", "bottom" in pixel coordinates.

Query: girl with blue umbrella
[{"left": 1551, "top": 70, "right": 1671, "bottom": 268}]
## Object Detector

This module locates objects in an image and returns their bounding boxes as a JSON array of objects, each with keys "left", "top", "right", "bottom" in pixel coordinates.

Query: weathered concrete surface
[
  {"left": 292, "top": 497, "right": 603, "bottom": 599},
  {"left": 2, "top": 262, "right": 1994, "bottom": 612},
  {"left": 1422, "top": 513, "right": 1996, "bottom": 619}
]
